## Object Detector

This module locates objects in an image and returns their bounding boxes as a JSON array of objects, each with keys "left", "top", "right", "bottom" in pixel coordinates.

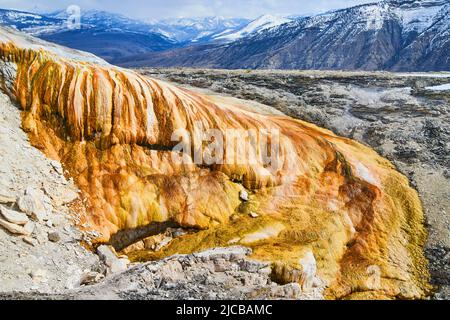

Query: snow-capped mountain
[
  {"left": 146, "top": 16, "right": 250, "bottom": 42},
  {"left": 0, "top": 9, "right": 178, "bottom": 62},
  {"left": 0, "top": 8, "right": 290, "bottom": 60},
  {"left": 0, "top": 8, "right": 295, "bottom": 45},
  {"left": 213, "top": 14, "right": 292, "bottom": 41},
  {"left": 146, "top": 15, "right": 297, "bottom": 43},
  {"left": 0, "top": 9, "right": 66, "bottom": 35},
  {"left": 47, "top": 9, "right": 163, "bottom": 35},
  {"left": 391, "top": 0, "right": 448, "bottom": 33},
  {"left": 2, "top": 1, "right": 449, "bottom": 71},
  {"left": 119, "top": 0, "right": 450, "bottom": 71}
]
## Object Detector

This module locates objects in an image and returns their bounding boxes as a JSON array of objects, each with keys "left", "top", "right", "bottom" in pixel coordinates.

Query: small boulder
[
  {"left": 121, "top": 241, "right": 145, "bottom": 255},
  {"left": 48, "top": 231, "right": 61, "bottom": 243},
  {"left": 154, "top": 236, "right": 173, "bottom": 251},
  {"left": 17, "top": 187, "right": 51, "bottom": 222},
  {"left": 213, "top": 258, "right": 230, "bottom": 272},
  {"left": 23, "top": 221, "right": 35, "bottom": 235},
  {"left": 22, "top": 236, "right": 38, "bottom": 247},
  {"left": 97, "top": 245, "right": 129, "bottom": 274},
  {"left": 109, "top": 259, "right": 129, "bottom": 274},
  {"left": 80, "top": 271, "right": 104, "bottom": 286},
  {"left": 249, "top": 212, "right": 259, "bottom": 218},
  {"left": 64, "top": 266, "right": 83, "bottom": 289},
  {"left": 170, "top": 228, "right": 187, "bottom": 238},
  {"left": 43, "top": 181, "right": 78, "bottom": 207},
  {"left": 239, "top": 190, "right": 249, "bottom": 201},
  {"left": 97, "top": 245, "right": 118, "bottom": 265}
]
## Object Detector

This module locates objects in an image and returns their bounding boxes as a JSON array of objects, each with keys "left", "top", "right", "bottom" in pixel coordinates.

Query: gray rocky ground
[
  {"left": 135, "top": 68, "right": 450, "bottom": 299},
  {"left": 0, "top": 246, "right": 325, "bottom": 300},
  {"left": 46, "top": 247, "right": 324, "bottom": 300}
]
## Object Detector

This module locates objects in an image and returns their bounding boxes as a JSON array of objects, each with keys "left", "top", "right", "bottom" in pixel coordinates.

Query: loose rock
[
  {"left": 22, "top": 236, "right": 37, "bottom": 247},
  {"left": 80, "top": 271, "right": 104, "bottom": 286},
  {"left": 23, "top": 221, "right": 35, "bottom": 235},
  {"left": 0, "top": 205, "right": 29, "bottom": 225},
  {"left": 249, "top": 212, "right": 259, "bottom": 218},
  {"left": 239, "top": 190, "right": 249, "bottom": 201},
  {"left": 0, "top": 193, "right": 15, "bottom": 204},
  {"left": 17, "top": 187, "right": 51, "bottom": 221},
  {"left": 48, "top": 231, "right": 61, "bottom": 243},
  {"left": 109, "top": 259, "right": 129, "bottom": 274},
  {"left": 0, "top": 216, "right": 32, "bottom": 236},
  {"left": 97, "top": 245, "right": 129, "bottom": 274}
]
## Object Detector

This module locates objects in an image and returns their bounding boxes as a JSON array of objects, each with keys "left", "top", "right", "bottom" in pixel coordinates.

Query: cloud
[{"left": 0, "top": 0, "right": 378, "bottom": 19}]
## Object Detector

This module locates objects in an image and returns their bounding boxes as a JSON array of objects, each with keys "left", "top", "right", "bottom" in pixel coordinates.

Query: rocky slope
[
  {"left": 138, "top": 67, "right": 450, "bottom": 299},
  {"left": 0, "top": 91, "right": 101, "bottom": 294},
  {"left": 118, "top": 0, "right": 450, "bottom": 71},
  {"left": 0, "top": 26, "right": 434, "bottom": 299}
]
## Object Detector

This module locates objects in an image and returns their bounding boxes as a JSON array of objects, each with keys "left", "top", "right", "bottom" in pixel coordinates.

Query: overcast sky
[{"left": 0, "top": 0, "right": 378, "bottom": 20}]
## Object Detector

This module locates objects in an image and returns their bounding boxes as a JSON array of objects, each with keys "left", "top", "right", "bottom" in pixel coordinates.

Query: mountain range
[
  {"left": 0, "top": 8, "right": 290, "bottom": 62},
  {"left": 0, "top": 9, "right": 178, "bottom": 62},
  {"left": 0, "top": 0, "right": 449, "bottom": 71},
  {"left": 117, "top": 0, "right": 450, "bottom": 71}
]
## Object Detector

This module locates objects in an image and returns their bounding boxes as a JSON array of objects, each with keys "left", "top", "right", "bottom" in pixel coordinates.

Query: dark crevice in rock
[
  {"left": 136, "top": 141, "right": 175, "bottom": 152},
  {"left": 109, "top": 221, "right": 181, "bottom": 252}
]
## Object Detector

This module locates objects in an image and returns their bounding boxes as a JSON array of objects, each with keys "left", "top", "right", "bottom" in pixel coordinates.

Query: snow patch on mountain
[
  {"left": 361, "top": 4, "right": 388, "bottom": 30},
  {"left": 393, "top": 2, "right": 446, "bottom": 32}
]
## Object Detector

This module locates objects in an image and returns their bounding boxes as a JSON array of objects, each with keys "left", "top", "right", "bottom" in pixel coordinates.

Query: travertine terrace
[{"left": 0, "top": 27, "right": 430, "bottom": 299}]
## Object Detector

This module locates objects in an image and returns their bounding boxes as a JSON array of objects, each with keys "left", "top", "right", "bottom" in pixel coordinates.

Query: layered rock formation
[{"left": 0, "top": 27, "right": 430, "bottom": 299}]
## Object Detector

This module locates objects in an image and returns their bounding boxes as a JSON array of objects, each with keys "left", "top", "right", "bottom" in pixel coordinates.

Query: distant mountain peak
[
  {"left": 145, "top": 16, "right": 251, "bottom": 42},
  {"left": 214, "top": 14, "right": 292, "bottom": 41}
]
